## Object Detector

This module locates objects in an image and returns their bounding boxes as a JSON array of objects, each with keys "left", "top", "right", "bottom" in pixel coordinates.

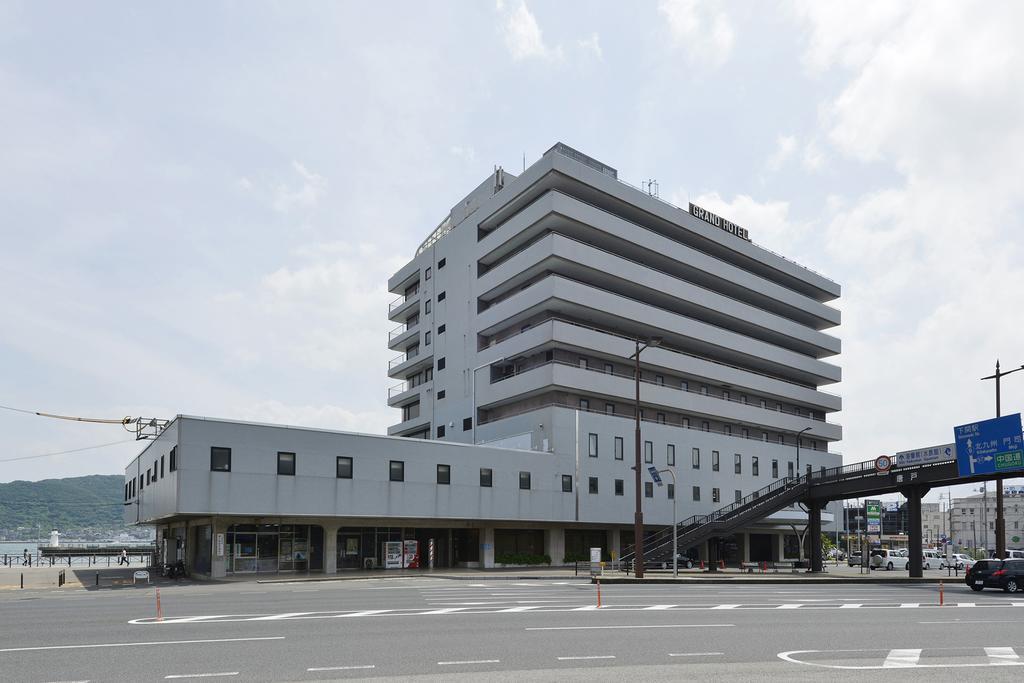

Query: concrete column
[
  {"left": 323, "top": 523, "right": 340, "bottom": 574},
  {"left": 210, "top": 518, "right": 230, "bottom": 579},
  {"left": 545, "top": 528, "right": 565, "bottom": 565},
  {"left": 608, "top": 528, "right": 621, "bottom": 564},
  {"left": 741, "top": 532, "right": 750, "bottom": 563},
  {"left": 707, "top": 537, "right": 719, "bottom": 572},
  {"left": 481, "top": 528, "right": 495, "bottom": 568},
  {"left": 903, "top": 485, "right": 929, "bottom": 578},
  {"left": 809, "top": 502, "right": 823, "bottom": 572},
  {"left": 778, "top": 532, "right": 786, "bottom": 561}
]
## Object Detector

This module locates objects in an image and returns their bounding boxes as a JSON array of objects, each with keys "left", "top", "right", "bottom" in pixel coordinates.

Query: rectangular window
[
  {"left": 579, "top": 398, "right": 589, "bottom": 410},
  {"left": 390, "top": 460, "right": 405, "bottom": 482},
  {"left": 210, "top": 447, "right": 231, "bottom": 472},
  {"left": 752, "top": 456, "right": 759, "bottom": 476},
  {"left": 437, "top": 390, "right": 446, "bottom": 399},
  {"left": 735, "top": 490, "right": 743, "bottom": 503},
  {"left": 681, "top": 418, "right": 690, "bottom": 429},
  {"left": 692, "top": 486, "right": 700, "bottom": 501},
  {"left": 655, "top": 374, "right": 664, "bottom": 385},
  {"left": 437, "top": 357, "right": 445, "bottom": 370},
  {"left": 777, "top": 434, "right": 785, "bottom": 444},
  {"left": 712, "top": 487, "right": 720, "bottom": 503},
  {"left": 337, "top": 456, "right": 353, "bottom": 479},
  {"left": 605, "top": 403, "right": 615, "bottom": 415},
  {"left": 519, "top": 471, "right": 531, "bottom": 490},
  {"left": 124, "top": 483, "right": 129, "bottom": 501},
  {"left": 742, "top": 428, "right": 749, "bottom": 439},
  {"left": 588, "top": 477, "right": 599, "bottom": 494},
  {"left": 615, "top": 479, "right": 624, "bottom": 496},
  {"left": 437, "top": 464, "right": 450, "bottom": 485},
  {"left": 712, "top": 450, "right": 720, "bottom": 472},
  {"left": 160, "top": 455, "right": 165, "bottom": 478},
  {"left": 277, "top": 451, "right": 296, "bottom": 476},
  {"left": 578, "top": 357, "right": 588, "bottom": 369},
  {"left": 723, "top": 425, "right": 732, "bottom": 436},
  {"left": 681, "top": 380, "right": 689, "bottom": 391},
  {"left": 734, "top": 454, "right": 742, "bottom": 474},
  {"left": 604, "top": 363, "right": 614, "bottom": 374},
  {"left": 424, "top": 331, "right": 431, "bottom": 345},
  {"left": 438, "top": 324, "right": 445, "bottom": 334},
  {"left": 772, "top": 459, "right": 779, "bottom": 478},
  {"left": 692, "top": 447, "right": 700, "bottom": 469},
  {"left": 644, "top": 441, "right": 653, "bottom": 464},
  {"left": 146, "top": 470, "right": 151, "bottom": 485},
  {"left": 425, "top": 300, "right": 431, "bottom": 314},
  {"left": 480, "top": 468, "right": 492, "bottom": 487},
  {"left": 561, "top": 474, "right": 573, "bottom": 492},
  {"left": 645, "top": 482, "right": 653, "bottom": 498},
  {"left": 437, "top": 291, "right": 446, "bottom": 301},
  {"left": 463, "top": 417, "right": 472, "bottom": 431},
  {"left": 438, "top": 257, "right": 446, "bottom": 269},
  {"left": 667, "top": 444, "right": 675, "bottom": 466},
  {"left": 657, "top": 412, "right": 666, "bottom": 424},
  {"left": 436, "top": 425, "right": 445, "bottom": 438},
  {"left": 723, "top": 390, "right": 730, "bottom": 401},
  {"left": 424, "top": 266, "right": 431, "bottom": 280},
  {"left": 788, "top": 461, "right": 795, "bottom": 478},
  {"left": 169, "top": 446, "right": 176, "bottom": 471},
  {"left": 667, "top": 483, "right": 675, "bottom": 499},
  {"left": 588, "top": 433, "right": 598, "bottom": 457},
  {"left": 701, "top": 385, "right": 708, "bottom": 395},
  {"left": 701, "top": 421, "right": 710, "bottom": 432},
  {"left": 614, "top": 437, "right": 624, "bottom": 460}
]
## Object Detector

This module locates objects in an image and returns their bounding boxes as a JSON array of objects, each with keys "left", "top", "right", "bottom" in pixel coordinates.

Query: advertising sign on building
[
  {"left": 953, "top": 413, "right": 1024, "bottom": 476},
  {"left": 866, "top": 500, "right": 882, "bottom": 535},
  {"left": 216, "top": 533, "right": 225, "bottom": 558}
]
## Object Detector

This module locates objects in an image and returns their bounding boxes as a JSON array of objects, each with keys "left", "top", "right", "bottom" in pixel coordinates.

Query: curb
[
  {"left": 592, "top": 576, "right": 956, "bottom": 585},
  {"left": 256, "top": 573, "right": 586, "bottom": 584}
]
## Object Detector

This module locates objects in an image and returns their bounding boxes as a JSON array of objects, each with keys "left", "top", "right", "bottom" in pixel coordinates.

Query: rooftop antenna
[{"left": 643, "top": 179, "right": 659, "bottom": 198}]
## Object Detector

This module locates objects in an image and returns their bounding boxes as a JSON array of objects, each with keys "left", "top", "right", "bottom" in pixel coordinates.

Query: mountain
[{"left": 0, "top": 474, "right": 129, "bottom": 539}]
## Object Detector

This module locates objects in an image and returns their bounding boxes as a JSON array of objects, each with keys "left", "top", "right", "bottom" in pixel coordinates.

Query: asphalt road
[{"left": 3, "top": 576, "right": 1024, "bottom": 681}]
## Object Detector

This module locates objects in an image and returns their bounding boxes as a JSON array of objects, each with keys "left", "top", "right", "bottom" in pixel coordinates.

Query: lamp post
[
  {"left": 981, "top": 360, "right": 1024, "bottom": 559},
  {"left": 470, "top": 356, "right": 505, "bottom": 444},
  {"left": 796, "top": 427, "right": 813, "bottom": 478},
  {"left": 630, "top": 336, "right": 661, "bottom": 579},
  {"left": 653, "top": 467, "right": 678, "bottom": 577}
]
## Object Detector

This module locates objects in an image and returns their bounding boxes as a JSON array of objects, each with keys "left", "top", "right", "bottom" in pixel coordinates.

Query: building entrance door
[{"left": 339, "top": 533, "right": 361, "bottom": 569}]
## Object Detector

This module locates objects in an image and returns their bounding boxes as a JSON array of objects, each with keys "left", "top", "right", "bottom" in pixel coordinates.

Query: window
[
  {"left": 657, "top": 412, "right": 666, "bottom": 424},
  {"left": 437, "top": 291, "right": 446, "bottom": 301},
  {"left": 579, "top": 398, "right": 589, "bottom": 410},
  {"left": 604, "top": 363, "right": 614, "bottom": 374},
  {"left": 615, "top": 479, "right": 624, "bottom": 496},
  {"left": 701, "top": 421, "right": 710, "bottom": 432},
  {"left": 210, "top": 447, "right": 231, "bottom": 472},
  {"left": 425, "top": 266, "right": 431, "bottom": 280},
  {"left": 742, "top": 428, "right": 749, "bottom": 439},
  {"left": 277, "top": 452, "right": 296, "bottom": 476},
  {"left": 124, "top": 483, "right": 129, "bottom": 502},
  {"left": 438, "top": 257, "right": 446, "bottom": 269},
  {"left": 605, "top": 403, "right": 615, "bottom": 415},
  {"left": 760, "top": 399, "right": 766, "bottom": 409},
  {"left": 723, "top": 425, "right": 732, "bottom": 436},
  {"left": 438, "top": 324, "right": 445, "bottom": 334},
  {"left": 681, "top": 418, "right": 690, "bottom": 429},
  {"left": 424, "top": 331, "right": 431, "bottom": 345},
  {"left": 519, "top": 471, "right": 531, "bottom": 490},
  {"left": 146, "top": 470, "right": 151, "bottom": 485},
  {"left": 712, "top": 450, "right": 720, "bottom": 472},
  {"left": 735, "top": 490, "right": 743, "bottom": 503},
  {"left": 645, "top": 441, "right": 653, "bottom": 464},
  {"left": 712, "top": 487, "right": 720, "bottom": 503},
  {"left": 588, "top": 477, "right": 599, "bottom": 494},
  {"left": 777, "top": 434, "right": 785, "bottom": 445},
  {"left": 424, "top": 367, "right": 432, "bottom": 381},
  {"left": 692, "top": 486, "right": 700, "bottom": 501},
  {"left": 480, "top": 468, "right": 492, "bottom": 487},
  {"left": 655, "top": 375, "right": 664, "bottom": 385},
  {"left": 437, "top": 357, "right": 445, "bottom": 370},
  {"left": 437, "top": 464, "right": 450, "bottom": 485},
  {"left": 645, "top": 482, "right": 654, "bottom": 498},
  {"left": 667, "top": 483, "right": 675, "bottom": 499},
  {"left": 772, "top": 459, "right": 779, "bottom": 478},
  {"left": 425, "top": 300, "right": 431, "bottom": 314},
  {"left": 437, "top": 390, "right": 446, "bottom": 399},
  {"left": 337, "top": 456, "right": 353, "bottom": 479},
  {"left": 701, "top": 385, "right": 708, "bottom": 395},
  {"left": 160, "top": 455, "right": 165, "bottom": 478},
  {"left": 723, "top": 390, "right": 730, "bottom": 401},
  {"left": 436, "top": 425, "right": 446, "bottom": 438},
  {"left": 390, "top": 460, "right": 405, "bottom": 482},
  {"left": 741, "top": 395, "right": 748, "bottom": 404},
  {"left": 578, "top": 357, "right": 588, "bottom": 369},
  {"left": 614, "top": 437, "right": 624, "bottom": 460},
  {"left": 788, "top": 461, "right": 795, "bottom": 478},
  {"left": 752, "top": 456, "right": 759, "bottom": 476},
  {"left": 734, "top": 454, "right": 742, "bottom": 474},
  {"left": 681, "top": 380, "right": 689, "bottom": 391},
  {"left": 588, "top": 433, "right": 598, "bottom": 457},
  {"left": 169, "top": 447, "right": 177, "bottom": 471},
  {"left": 463, "top": 417, "right": 472, "bottom": 431},
  {"left": 692, "top": 447, "right": 700, "bottom": 469},
  {"left": 562, "top": 475, "right": 573, "bottom": 492},
  {"left": 667, "top": 444, "right": 675, "bottom": 466}
]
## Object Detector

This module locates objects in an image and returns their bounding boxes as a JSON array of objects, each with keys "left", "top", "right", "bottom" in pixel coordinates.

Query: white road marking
[
  {"left": 958, "top": 602, "right": 976, "bottom": 607},
  {"left": 919, "top": 620, "right": 1024, "bottom": 624},
  {"left": 839, "top": 604, "right": 862, "bottom": 609},
  {"left": 526, "top": 624, "right": 734, "bottom": 631},
  {"left": 307, "top": 666, "right": 375, "bottom": 672},
  {"left": 883, "top": 649, "right": 922, "bottom": 668},
  {"left": 644, "top": 604, "right": 676, "bottom": 610},
  {"left": 557, "top": 656, "right": 615, "bottom": 660},
  {"left": 712, "top": 604, "right": 740, "bottom": 609},
  {"left": 0, "top": 637, "right": 285, "bottom": 652},
  {"left": 337, "top": 609, "right": 391, "bottom": 618},
  {"left": 777, "top": 604, "right": 803, "bottom": 609},
  {"left": 250, "top": 612, "right": 311, "bottom": 621},
  {"left": 421, "top": 607, "right": 468, "bottom": 615},
  {"left": 437, "top": 659, "right": 500, "bottom": 665},
  {"left": 165, "top": 673, "right": 238, "bottom": 679},
  {"left": 986, "top": 647, "right": 1020, "bottom": 662},
  {"left": 899, "top": 603, "right": 919, "bottom": 608},
  {"left": 668, "top": 652, "right": 724, "bottom": 657},
  {"left": 498, "top": 606, "right": 541, "bottom": 612},
  {"left": 779, "top": 647, "right": 1024, "bottom": 670}
]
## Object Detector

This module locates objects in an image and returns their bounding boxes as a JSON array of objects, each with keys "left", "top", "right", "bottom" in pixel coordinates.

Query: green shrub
[{"left": 495, "top": 552, "right": 551, "bottom": 566}]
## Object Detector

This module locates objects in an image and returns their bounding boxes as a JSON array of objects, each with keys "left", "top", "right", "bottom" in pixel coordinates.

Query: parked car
[
  {"left": 922, "top": 549, "right": 943, "bottom": 569},
  {"left": 1005, "top": 549, "right": 1024, "bottom": 560},
  {"left": 965, "top": 558, "right": 1005, "bottom": 591},
  {"left": 941, "top": 553, "right": 970, "bottom": 570},
  {"left": 848, "top": 552, "right": 863, "bottom": 567},
  {"left": 983, "top": 559, "right": 1024, "bottom": 592},
  {"left": 871, "top": 549, "right": 910, "bottom": 571}
]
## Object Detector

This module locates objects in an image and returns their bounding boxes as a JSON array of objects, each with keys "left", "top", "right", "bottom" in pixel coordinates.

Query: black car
[
  {"left": 982, "top": 559, "right": 1024, "bottom": 593},
  {"left": 965, "top": 558, "right": 1005, "bottom": 591}
]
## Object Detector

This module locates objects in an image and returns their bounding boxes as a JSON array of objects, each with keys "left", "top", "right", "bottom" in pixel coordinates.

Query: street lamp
[
  {"left": 630, "top": 335, "right": 661, "bottom": 579},
  {"left": 981, "top": 359, "right": 1024, "bottom": 559},
  {"left": 796, "top": 427, "right": 813, "bottom": 477},
  {"left": 652, "top": 466, "right": 678, "bottom": 577},
  {"left": 470, "top": 356, "right": 505, "bottom": 444}
]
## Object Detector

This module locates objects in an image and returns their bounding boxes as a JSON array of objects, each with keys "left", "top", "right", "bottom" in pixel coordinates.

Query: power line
[
  {"left": 0, "top": 440, "right": 137, "bottom": 463},
  {"left": 0, "top": 404, "right": 138, "bottom": 427}
]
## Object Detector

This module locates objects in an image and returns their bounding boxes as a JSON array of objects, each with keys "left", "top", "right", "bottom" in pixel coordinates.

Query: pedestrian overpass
[{"left": 621, "top": 451, "right": 1007, "bottom": 578}]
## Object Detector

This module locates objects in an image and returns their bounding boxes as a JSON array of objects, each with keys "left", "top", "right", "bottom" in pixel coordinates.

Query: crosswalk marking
[
  {"left": 985, "top": 647, "right": 1020, "bottom": 663},
  {"left": 883, "top": 649, "right": 922, "bottom": 668}
]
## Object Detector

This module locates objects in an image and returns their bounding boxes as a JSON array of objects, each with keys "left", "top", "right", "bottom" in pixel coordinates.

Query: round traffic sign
[{"left": 874, "top": 455, "right": 892, "bottom": 472}]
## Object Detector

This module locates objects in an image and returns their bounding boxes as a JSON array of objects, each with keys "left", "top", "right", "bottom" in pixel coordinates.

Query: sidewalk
[{"left": 0, "top": 565, "right": 167, "bottom": 590}]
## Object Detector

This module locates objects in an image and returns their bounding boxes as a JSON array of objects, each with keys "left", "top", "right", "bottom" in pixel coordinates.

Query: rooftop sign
[{"left": 689, "top": 203, "right": 751, "bottom": 241}]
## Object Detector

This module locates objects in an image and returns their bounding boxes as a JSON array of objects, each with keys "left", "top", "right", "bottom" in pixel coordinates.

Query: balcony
[
  {"left": 387, "top": 380, "right": 430, "bottom": 407},
  {"left": 388, "top": 321, "right": 420, "bottom": 350},
  {"left": 388, "top": 346, "right": 434, "bottom": 378},
  {"left": 388, "top": 291, "right": 421, "bottom": 321},
  {"left": 387, "top": 412, "right": 430, "bottom": 437}
]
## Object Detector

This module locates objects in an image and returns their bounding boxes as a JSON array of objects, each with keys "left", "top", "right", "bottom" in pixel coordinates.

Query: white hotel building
[{"left": 125, "top": 143, "right": 843, "bottom": 577}]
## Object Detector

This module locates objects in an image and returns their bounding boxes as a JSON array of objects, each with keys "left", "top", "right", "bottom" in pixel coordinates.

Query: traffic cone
[
  {"left": 699, "top": 559, "right": 705, "bottom": 570},
  {"left": 156, "top": 588, "right": 163, "bottom": 622}
]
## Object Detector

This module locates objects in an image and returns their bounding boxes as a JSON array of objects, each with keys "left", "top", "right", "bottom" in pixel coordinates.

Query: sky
[{"left": 2, "top": 1, "right": 1024, "bottom": 506}]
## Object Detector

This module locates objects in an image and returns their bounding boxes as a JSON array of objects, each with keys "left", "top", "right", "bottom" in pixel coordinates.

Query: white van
[
  {"left": 1006, "top": 549, "right": 1024, "bottom": 560},
  {"left": 871, "top": 549, "right": 910, "bottom": 570},
  {"left": 922, "top": 549, "right": 943, "bottom": 569}
]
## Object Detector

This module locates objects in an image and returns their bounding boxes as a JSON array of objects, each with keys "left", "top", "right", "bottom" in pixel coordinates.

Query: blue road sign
[
  {"left": 953, "top": 413, "right": 1024, "bottom": 477},
  {"left": 648, "top": 466, "right": 663, "bottom": 487}
]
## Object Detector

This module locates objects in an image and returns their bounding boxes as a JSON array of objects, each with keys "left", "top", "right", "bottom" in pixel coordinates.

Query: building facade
[
  {"left": 950, "top": 488, "right": 1024, "bottom": 552},
  {"left": 127, "top": 143, "right": 843, "bottom": 577}
]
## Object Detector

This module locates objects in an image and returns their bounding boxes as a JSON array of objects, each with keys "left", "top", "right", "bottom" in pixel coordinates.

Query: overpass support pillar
[
  {"left": 904, "top": 485, "right": 929, "bottom": 578},
  {"left": 809, "top": 501, "right": 824, "bottom": 572}
]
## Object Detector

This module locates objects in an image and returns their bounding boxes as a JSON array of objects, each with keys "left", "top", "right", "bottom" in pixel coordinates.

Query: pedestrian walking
[
  {"left": 22, "top": 549, "right": 28, "bottom": 566},
  {"left": 120, "top": 548, "right": 128, "bottom": 566}
]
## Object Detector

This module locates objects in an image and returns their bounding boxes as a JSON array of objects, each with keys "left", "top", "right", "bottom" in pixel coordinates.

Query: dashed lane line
[
  {"left": 525, "top": 624, "right": 734, "bottom": 631},
  {"left": 165, "top": 674, "right": 238, "bottom": 679},
  {"left": 557, "top": 656, "right": 615, "bottom": 661},
  {"left": 437, "top": 660, "right": 501, "bottom": 665},
  {"left": 0, "top": 636, "right": 285, "bottom": 652},
  {"left": 668, "top": 652, "right": 724, "bottom": 657},
  {"left": 307, "top": 666, "right": 375, "bottom": 672}
]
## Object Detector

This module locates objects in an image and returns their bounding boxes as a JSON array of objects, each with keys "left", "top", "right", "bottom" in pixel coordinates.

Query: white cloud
[
  {"left": 684, "top": 191, "right": 802, "bottom": 246},
  {"left": 577, "top": 32, "right": 602, "bottom": 60},
  {"left": 272, "top": 161, "right": 327, "bottom": 213},
  {"left": 766, "top": 134, "right": 797, "bottom": 171},
  {"left": 801, "top": 138, "right": 825, "bottom": 171},
  {"left": 658, "top": 0, "right": 735, "bottom": 67},
  {"left": 501, "top": 1, "right": 563, "bottom": 62},
  {"left": 450, "top": 145, "right": 476, "bottom": 163}
]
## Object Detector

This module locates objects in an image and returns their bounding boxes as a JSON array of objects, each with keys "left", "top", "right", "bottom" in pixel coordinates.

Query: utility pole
[
  {"left": 630, "top": 336, "right": 661, "bottom": 578},
  {"left": 981, "top": 359, "right": 1024, "bottom": 559}
]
